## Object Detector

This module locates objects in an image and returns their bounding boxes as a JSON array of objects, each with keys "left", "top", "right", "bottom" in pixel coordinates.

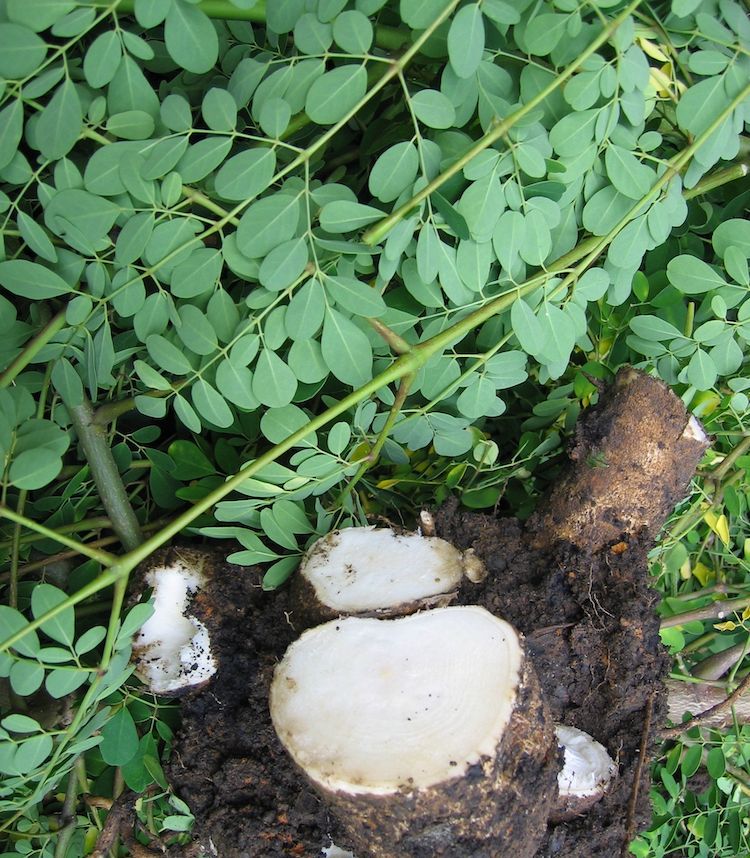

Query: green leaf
[
  {"left": 676, "top": 76, "right": 731, "bottom": 137},
  {"left": 176, "top": 305, "right": 218, "bottom": 356},
  {"left": 431, "top": 193, "right": 470, "bottom": 240},
  {"left": 0, "top": 23, "right": 47, "bottom": 79},
  {"left": 325, "top": 275, "right": 386, "bottom": 317},
  {"left": 333, "top": 10, "right": 373, "bottom": 52},
  {"left": 321, "top": 307, "right": 372, "bottom": 387},
  {"left": 202, "top": 87, "right": 237, "bottom": 132},
  {"left": 713, "top": 218, "right": 750, "bottom": 257},
  {"left": 8, "top": 449, "right": 62, "bottom": 489},
  {"left": 305, "top": 65, "right": 367, "bottom": 125},
  {"left": 262, "top": 556, "right": 299, "bottom": 590},
  {"left": 214, "top": 147, "right": 276, "bottom": 202},
  {"left": 410, "top": 89, "right": 456, "bottom": 129},
  {"left": 538, "top": 302, "right": 576, "bottom": 366},
  {"left": 106, "top": 110, "right": 154, "bottom": 140},
  {"left": 215, "top": 358, "right": 258, "bottom": 409},
  {"left": 458, "top": 176, "right": 505, "bottom": 243},
  {"left": 75, "top": 626, "right": 107, "bottom": 656},
  {"left": 457, "top": 375, "right": 498, "bottom": 418},
  {"left": 294, "top": 13, "right": 333, "bottom": 54},
  {"left": 117, "top": 603, "right": 155, "bottom": 644},
  {"left": 36, "top": 79, "right": 82, "bottom": 161},
  {"left": 607, "top": 214, "right": 650, "bottom": 269},
  {"left": 485, "top": 351, "right": 528, "bottom": 388},
  {"left": 286, "top": 278, "right": 326, "bottom": 340},
  {"left": 417, "top": 222, "right": 440, "bottom": 282},
  {"left": 191, "top": 379, "right": 234, "bottom": 428},
  {"left": 236, "top": 193, "right": 301, "bottom": 257},
  {"left": 706, "top": 747, "right": 725, "bottom": 779},
  {"left": 667, "top": 255, "right": 728, "bottom": 295},
  {"left": 164, "top": 0, "right": 218, "bottom": 74},
  {"left": 260, "top": 506, "right": 299, "bottom": 550},
  {"left": 524, "top": 13, "right": 567, "bottom": 55},
  {"left": 177, "top": 137, "right": 233, "bottom": 183},
  {"left": 100, "top": 708, "right": 139, "bottom": 767},
  {"left": 605, "top": 145, "right": 654, "bottom": 200},
  {"left": 146, "top": 334, "right": 194, "bottom": 375},
  {"left": 368, "top": 142, "right": 419, "bottom": 203},
  {"left": 448, "top": 4, "right": 484, "bottom": 79},
  {"left": 319, "top": 200, "right": 384, "bottom": 232},
  {"left": 16, "top": 211, "right": 57, "bottom": 262},
  {"left": 51, "top": 358, "right": 84, "bottom": 407},
  {"left": 2, "top": 714, "right": 42, "bottom": 733},
  {"left": 629, "top": 315, "right": 683, "bottom": 341},
  {"left": 511, "top": 297, "right": 544, "bottom": 356},
  {"left": 6, "top": 0, "right": 74, "bottom": 30},
  {"left": 253, "top": 349, "right": 297, "bottom": 408},
  {"left": 582, "top": 186, "right": 634, "bottom": 236},
  {"left": 10, "top": 661, "right": 44, "bottom": 697},
  {"left": 686, "top": 348, "right": 717, "bottom": 390},
  {"left": 259, "top": 237, "right": 309, "bottom": 291},
  {"left": 171, "top": 248, "right": 222, "bottom": 299},
  {"left": 0, "top": 259, "right": 71, "bottom": 301},
  {"left": 30, "top": 584, "right": 73, "bottom": 646},
  {"left": 83, "top": 30, "right": 122, "bottom": 88},
  {"left": 260, "top": 404, "right": 317, "bottom": 446},
  {"left": 401, "top": 0, "right": 446, "bottom": 28},
  {"left": 0, "top": 100, "right": 24, "bottom": 172},
  {"left": 519, "top": 209, "right": 551, "bottom": 266},
  {"left": 46, "top": 668, "right": 89, "bottom": 698}
]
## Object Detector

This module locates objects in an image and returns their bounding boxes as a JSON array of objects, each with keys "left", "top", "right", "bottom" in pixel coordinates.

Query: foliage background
[{"left": 0, "top": 0, "right": 748, "bottom": 854}]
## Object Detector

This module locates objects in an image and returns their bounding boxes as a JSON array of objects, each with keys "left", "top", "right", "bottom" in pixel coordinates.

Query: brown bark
[
  {"left": 667, "top": 677, "right": 750, "bottom": 731},
  {"left": 316, "top": 653, "right": 558, "bottom": 858},
  {"left": 529, "top": 367, "right": 710, "bottom": 554}
]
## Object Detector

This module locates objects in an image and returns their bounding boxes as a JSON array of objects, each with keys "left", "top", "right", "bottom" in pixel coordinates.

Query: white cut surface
[
  {"left": 556, "top": 725, "right": 616, "bottom": 798},
  {"left": 270, "top": 606, "right": 522, "bottom": 795},
  {"left": 683, "top": 414, "right": 708, "bottom": 443},
  {"left": 299, "top": 526, "right": 468, "bottom": 613},
  {"left": 133, "top": 563, "right": 216, "bottom": 694},
  {"left": 321, "top": 843, "right": 355, "bottom": 858}
]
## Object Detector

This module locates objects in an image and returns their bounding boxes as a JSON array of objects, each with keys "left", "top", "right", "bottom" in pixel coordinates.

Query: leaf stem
[
  {"left": 0, "top": 310, "right": 66, "bottom": 389},
  {"left": 0, "top": 505, "right": 117, "bottom": 565},
  {"left": 684, "top": 161, "right": 750, "bottom": 198},
  {"left": 339, "top": 373, "right": 416, "bottom": 504}
]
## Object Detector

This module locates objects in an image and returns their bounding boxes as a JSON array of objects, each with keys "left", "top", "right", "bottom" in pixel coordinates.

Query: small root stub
[
  {"left": 551, "top": 725, "right": 617, "bottom": 822},
  {"left": 270, "top": 606, "right": 557, "bottom": 857},
  {"left": 131, "top": 549, "right": 217, "bottom": 695},
  {"left": 290, "top": 526, "right": 486, "bottom": 627}
]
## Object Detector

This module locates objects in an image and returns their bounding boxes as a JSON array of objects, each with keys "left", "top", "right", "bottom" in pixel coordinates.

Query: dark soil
[{"left": 167, "top": 496, "right": 670, "bottom": 858}]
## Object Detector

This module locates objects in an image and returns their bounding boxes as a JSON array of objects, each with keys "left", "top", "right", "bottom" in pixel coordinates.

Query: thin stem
[
  {"left": 362, "top": 0, "right": 643, "bottom": 246},
  {"left": 340, "top": 373, "right": 416, "bottom": 503},
  {"left": 661, "top": 596, "right": 750, "bottom": 628},
  {"left": 0, "top": 310, "right": 66, "bottom": 389},
  {"left": 0, "top": 505, "right": 117, "bottom": 566},
  {"left": 67, "top": 398, "right": 143, "bottom": 552},
  {"left": 368, "top": 318, "right": 412, "bottom": 355},
  {"left": 53, "top": 764, "right": 80, "bottom": 858},
  {"left": 683, "top": 161, "right": 750, "bottom": 199}
]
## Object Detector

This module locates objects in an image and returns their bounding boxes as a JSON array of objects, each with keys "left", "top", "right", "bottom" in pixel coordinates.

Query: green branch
[
  {"left": 0, "top": 310, "right": 66, "bottom": 389},
  {"left": 0, "top": 505, "right": 117, "bottom": 566},
  {"left": 67, "top": 398, "right": 143, "bottom": 553}
]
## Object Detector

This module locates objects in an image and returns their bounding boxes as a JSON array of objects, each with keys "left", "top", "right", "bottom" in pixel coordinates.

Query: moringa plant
[{"left": 0, "top": 0, "right": 748, "bottom": 854}]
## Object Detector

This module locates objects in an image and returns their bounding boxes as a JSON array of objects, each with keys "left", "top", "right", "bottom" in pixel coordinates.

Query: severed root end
[
  {"left": 271, "top": 606, "right": 556, "bottom": 857},
  {"left": 291, "top": 526, "right": 486, "bottom": 627},
  {"left": 551, "top": 725, "right": 617, "bottom": 822},
  {"left": 132, "top": 554, "right": 217, "bottom": 695}
]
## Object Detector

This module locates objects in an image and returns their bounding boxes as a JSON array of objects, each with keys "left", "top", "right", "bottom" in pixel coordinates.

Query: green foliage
[{"left": 0, "top": 0, "right": 749, "bottom": 854}]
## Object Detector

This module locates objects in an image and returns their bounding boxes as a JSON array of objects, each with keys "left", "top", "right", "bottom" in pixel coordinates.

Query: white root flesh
[
  {"left": 555, "top": 724, "right": 617, "bottom": 800},
  {"left": 298, "top": 526, "right": 486, "bottom": 616},
  {"left": 132, "top": 560, "right": 216, "bottom": 694},
  {"left": 270, "top": 605, "right": 522, "bottom": 795}
]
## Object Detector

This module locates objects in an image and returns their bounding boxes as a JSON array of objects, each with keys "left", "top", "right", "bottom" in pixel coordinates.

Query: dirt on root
[{"left": 167, "top": 498, "right": 669, "bottom": 858}]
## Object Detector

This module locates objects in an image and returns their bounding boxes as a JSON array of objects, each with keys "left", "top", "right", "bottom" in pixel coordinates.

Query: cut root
[
  {"left": 551, "top": 724, "right": 617, "bottom": 821},
  {"left": 271, "top": 605, "right": 556, "bottom": 857},
  {"left": 291, "top": 526, "right": 486, "bottom": 626},
  {"left": 132, "top": 553, "right": 217, "bottom": 695}
]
